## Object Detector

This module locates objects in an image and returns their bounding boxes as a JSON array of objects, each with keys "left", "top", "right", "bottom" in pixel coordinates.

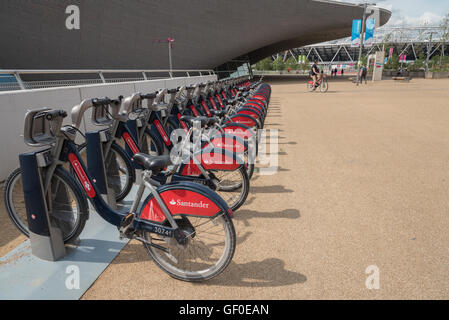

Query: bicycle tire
[
  {"left": 320, "top": 80, "right": 329, "bottom": 93},
  {"left": 210, "top": 166, "right": 250, "bottom": 212},
  {"left": 143, "top": 212, "right": 236, "bottom": 282},
  {"left": 74, "top": 142, "right": 136, "bottom": 202},
  {"left": 307, "top": 82, "right": 315, "bottom": 92},
  {"left": 105, "top": 142, "right": 136, "bottom": 202},
  {"left": 143, "top": 128, "right": 165, "bottom": 156},
  {"left": 4, "top": 167, "right": 88, "bottom": 243}
]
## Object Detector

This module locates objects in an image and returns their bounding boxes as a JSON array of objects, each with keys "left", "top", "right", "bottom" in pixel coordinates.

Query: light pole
[
  {"left": 425, "top": 32, "right": 436, "bottom": 73},
  {"left": 356, "top": 3, "right": 376, "bottom": 86},
  {"left": 153, "top": 37, "right": 176, "bottom": 72}
]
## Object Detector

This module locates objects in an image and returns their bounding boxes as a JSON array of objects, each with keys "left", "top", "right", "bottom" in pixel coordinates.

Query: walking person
[{"left": 360, "top": 65, "right": 368, "bottom": 84}]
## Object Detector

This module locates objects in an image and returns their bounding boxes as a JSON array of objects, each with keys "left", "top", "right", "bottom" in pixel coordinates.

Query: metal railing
[{"left": 0, "top": 69, "right": 215, "bottom": 92}]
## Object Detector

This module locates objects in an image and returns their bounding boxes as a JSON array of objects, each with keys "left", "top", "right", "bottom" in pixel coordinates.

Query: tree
[
  {"left": 285, "top": 56, "right": 298, "bottom": 70},
  {"left": 255, "top": 57, "right": 273, "bottom": 71},
  {"left": 272, "top": 56, "right": 285, "bottom": 71},
  {"left": 298, "top": 57, "right": 311, "bottom": 72},
  {"left": 384, "top": 53, "right": 400, "bottom": 71},
  {"left": 361, "top": 55, "right": 368, "bottom": 68}
]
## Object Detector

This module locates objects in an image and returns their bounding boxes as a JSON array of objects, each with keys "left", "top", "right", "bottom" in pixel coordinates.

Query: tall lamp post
[
  {"left": 153, "top": 37, "right": 176, "bottom": 72},
  {"left": 356, "top": 3, "right": 376, "bottom": 86},
  {"left": 425, "top": 32, "right": 436, "bottom": 73}
]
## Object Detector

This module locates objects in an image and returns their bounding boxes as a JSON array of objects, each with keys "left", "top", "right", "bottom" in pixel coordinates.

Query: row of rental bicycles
[{"left": 3, "top": 77, "right": 272, "bottom": 282}]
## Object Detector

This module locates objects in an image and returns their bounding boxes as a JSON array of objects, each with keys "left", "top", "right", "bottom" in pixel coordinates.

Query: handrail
[
  {"left": 0, "top": 69, "right": 215, "bottom": 74},
  {"left": 0, "top": 69, "right": 216, "bottom": 91}
]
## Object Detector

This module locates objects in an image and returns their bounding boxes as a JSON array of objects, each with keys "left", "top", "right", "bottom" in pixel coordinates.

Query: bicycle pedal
[
  {"left": 120, "top": 213, "right": 134, "bottom": 228},
  {"left": 119, "top": 213, "right": 135, "bottom": 238}
]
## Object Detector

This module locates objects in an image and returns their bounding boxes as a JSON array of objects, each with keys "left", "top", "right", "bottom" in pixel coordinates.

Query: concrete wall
[{"left": 0, "top": 75, "right": 216, "bottom": 180}]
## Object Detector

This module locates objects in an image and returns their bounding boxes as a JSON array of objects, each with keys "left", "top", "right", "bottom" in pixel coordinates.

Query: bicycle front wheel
[
  {"left": 210, "top": 166, "right": 250, "bottom": 212},
  {"left": 307, "top": 82, "right": 315, "bottom": 92},
  {"left": 320, "top": 80, "right": 329, "bottom": 93},
  {"left": 104, "top": 143, "right": 136, "bottom": 202},
  {"left": 76, "top": 142, "right": 135, "bottom": 202},
  {"left": 4, "top": 167, "right": 88, "bottom": 243},
  {"left": 143, "top": 213, "right": 236, "bottom": 282}
]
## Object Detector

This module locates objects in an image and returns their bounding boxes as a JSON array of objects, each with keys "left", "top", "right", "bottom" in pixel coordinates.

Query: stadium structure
[{"left": 280, "top": 25, "right": 449, "bottom": 68}]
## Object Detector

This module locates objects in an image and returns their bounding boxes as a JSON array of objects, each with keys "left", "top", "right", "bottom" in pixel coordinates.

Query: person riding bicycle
[{"left": 310, "top": 60, "right": 321, "bottom": 90}]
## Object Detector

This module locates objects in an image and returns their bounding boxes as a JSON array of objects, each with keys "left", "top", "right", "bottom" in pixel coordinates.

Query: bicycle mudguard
[
  {"left": 137, "top": 181, "right": 232, "bottom": 224},
  {"left": 179, "top": 147, "right": 245, "bottom": 176},
  {"left": 226, "top": 114, "right": 258, "bottom": 128},
  {"left": 221, "top": 122, "right": 256, "bottom": 141},
  {"left": 237, "top": 108, "right": 263, "bottom": 123},
  {"left": 203, "top": 133, "right": 248, "bottom": 154},
  {"left": 252, "top": 94, "right": 267, "bottom": 102},
  {"left": 245, "top": 102, "right": 267, "bottom": 115},
  {"left": 246, "top": 100, "right": 266, "bottom": 110}
]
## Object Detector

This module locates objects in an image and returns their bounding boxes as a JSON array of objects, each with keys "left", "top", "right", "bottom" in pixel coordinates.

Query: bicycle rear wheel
[
  {"left": 143, "top": 213, "right": 236, "bottom": 282},
  {"left": 4, "top": 167, "right": 88, "bottom": 243}
]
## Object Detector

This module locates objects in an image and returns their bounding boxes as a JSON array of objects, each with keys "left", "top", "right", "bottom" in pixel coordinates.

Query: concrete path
[{"left": 81, "top": 78, "right": 449, "bottom": 300}]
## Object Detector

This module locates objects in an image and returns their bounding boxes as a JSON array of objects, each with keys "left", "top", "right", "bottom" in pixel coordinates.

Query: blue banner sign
[
  {"left": 351, "top": 20, "right": 362, "bottom": 47},
  {"left": 365, "top": 18, "right": 375, "bottom": 47}
]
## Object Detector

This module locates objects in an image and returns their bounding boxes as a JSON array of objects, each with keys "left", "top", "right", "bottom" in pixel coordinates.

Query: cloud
[
  {"left": 388, "top": 11, "right": 445, "bottom": 26},
  {"left": 332, "top": 0, "right": 446, "bottom": 26}
]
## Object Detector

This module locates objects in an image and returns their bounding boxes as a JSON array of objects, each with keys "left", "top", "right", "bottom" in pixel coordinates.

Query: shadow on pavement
[
  {"left": 205, "top": 258, "right": 307, "bottom": 288},
  {"left": 250, "top": 185, "right": 294, "bottom": 194},
  {"left": 235, "top": 209, "right": 300, "bottom": 226}
]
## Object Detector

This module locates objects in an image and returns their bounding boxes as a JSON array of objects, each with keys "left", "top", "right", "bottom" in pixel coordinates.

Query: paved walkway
[
  {"left": 82, "top": 78, "right": 449, "bottom": 299},
  {"left": 2, "top": 77, "right": 448, "bottom": 299}
]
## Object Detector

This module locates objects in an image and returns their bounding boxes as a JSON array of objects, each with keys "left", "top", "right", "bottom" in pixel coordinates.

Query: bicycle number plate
[{"left": 152, "top": 226, "right": 173, "bottom": 237}]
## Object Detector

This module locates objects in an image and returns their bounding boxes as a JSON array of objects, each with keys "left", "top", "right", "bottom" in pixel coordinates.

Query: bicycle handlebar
[
  {"left": 44, "top": 109, "right": 67, "bottom": 121},
  {"left": 92, "top": 96, "right": 123, "bottom": 107},
  {"left": 140, "top": 93, "right": 157, "bottom": 100}
]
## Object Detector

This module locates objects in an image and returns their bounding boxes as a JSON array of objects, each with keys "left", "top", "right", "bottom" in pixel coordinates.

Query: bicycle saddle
[
  {"left": 211, "top": 110, "right": 226, "bottom": 117},
  {"left": 180, "top": 115, "right": 210, "bottom": 127},
  {"left": 132, "top": 154, "right": 171, "bottom": 173},
  {"left": 226, "top": 98, "right": 237, "bottom": 105}
]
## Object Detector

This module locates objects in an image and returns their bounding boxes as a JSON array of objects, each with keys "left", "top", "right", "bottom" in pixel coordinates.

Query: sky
[{"left": 337, "top": 0, "right": 449, "bottom": 26}]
